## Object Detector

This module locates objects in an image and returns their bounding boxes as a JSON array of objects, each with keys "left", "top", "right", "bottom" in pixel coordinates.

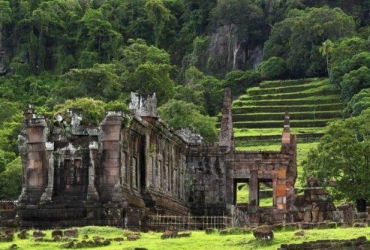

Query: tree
[
  {"left": 330, "top": 51, "right": 370, "bottom": 86},
  {"left": 263, "top": 6, "right": 355, "bottom": 77},
  {"left": 53, "top": 98, "right": 106, "bottom": 126},
  {"left": 0, "top": 157, "right": 22, "bottom": 200},
  {"left": 330, "top": 37, "right": 369, "bottom": 70},
  {"left": 258, "top": 57, "right": 286, "bottom": 79},
  {"left": 62, "top": 63, "right": 121, "bottom": 101},
  {"left": 175, "top": 66, "right": 223, "bottom": 116},
  {"left": 222, "top": 69, "right": 261, "bottom": 98},
  {"left": 340, "top": 66, "right": 370, "bottom": 106},
  {"left": 158, "top": 99, "right": 218, "bottom": 142},
  {"left": 80, "top": 8, "right": 123, "bottom": 63},
  {"left": 344, "top": 89, "right": 370, "bottom": 117},
  {"left": 302, "top": 109, "right": 370, "bottom": 211},
  {"left": 0, "top": 0, "right": 11, "bottom": 50},
  {"left": 0, "top": 111, "right": 23, "bottom": 154},
  {"left": 144, "top": 0, "right": 173, "bottom": 47},
  {"left": 319, "top": 39, "right": 334, "bottom": 77},
  {"left": 119, "top": 39, "right": 175, "bottom": 105}
]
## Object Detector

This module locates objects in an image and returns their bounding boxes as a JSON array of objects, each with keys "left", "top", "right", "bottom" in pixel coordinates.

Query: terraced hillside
[{"left": 231, "top": 78, "right": 342, "bottom": 149}]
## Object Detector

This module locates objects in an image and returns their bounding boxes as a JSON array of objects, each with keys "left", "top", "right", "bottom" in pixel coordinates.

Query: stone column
[
  {"left": 18, "top": 114, "right": 48, "bottom": 204},
  {"left": 100, "top": 112, "right": 123, "bottom": 202},
  {"left": 248, "top": 170, "right": 258, "bottom": 213},
  {"left": 87, "top": 141, "right": 99, "bottom": 202},
  {"left": 40, "top": 142, "right": 55, "bottom": 203}
]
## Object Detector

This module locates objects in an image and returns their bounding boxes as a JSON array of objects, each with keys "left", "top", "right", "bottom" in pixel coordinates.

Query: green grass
[
  {"left": 232, "top": 103, "right": 343, "bottom": 114},
  {"left": 234, "top": 95, "right": 340, "bottom": 107},
  {"left": 234, "top": 127, "right": 325, "bottom": 137},
  {"left": 2, "top": 226, "right": 370, "bottom": 250},
  {"left": 233, "top": 118, "right": 337, "bottom": 129},
  {"left": 236, "top": 183, "right": 249, "bottom": 203}
]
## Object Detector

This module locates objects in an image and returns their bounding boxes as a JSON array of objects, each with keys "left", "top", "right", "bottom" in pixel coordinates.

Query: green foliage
[
  {"left": 340, "top": 66, "right": 370, "bottom": 106},
  {"left": 63, "top": 63, "right": 120, "bottom": 101},
  {"left": 0, "top": 111, "right": 24, "bottom": 154},
  {"left": 0, "top": 157, "right": 22, "bottom": 200},
  {"left": 145, "top": 0, "right": 173, "bottom": 47},
  {"left": 302, "top": 109, "right": 370, "bottom": 203},
  {"left": 53, "top": 98, "right": 106, "bottom": 126},
  {"left": 105, "top": 100, "right": 128, "bottom": 112},
  {"left": 0, "top": 0, "right": 12, "bottom": 49},
  {"left": 263, "top": 6, "right": 355, "bottom": 77},
  {"left": 319, "top": 39, "right": 334, "bottom": 77},
  {"left": 158, "top": 99, "right": 218, "bottom": 142},
  {"left": 119, "top": 39, "right": 175, "bottom": 105},
  {"left": 330, "top": 37, "right": 370, "bottom": 70},
  {"left": 258, "top": 57, "right": 286, "bottom": 79},
  {"left": 176, "top": 66, "right": 223, "bottom": 116},
  {"left": 223, "top": 70, "right": 261, "bottom": 97},
  {"left": 344, "top": 88, "right": 370, "bottom": 117},
  {"left": 79, "top": 7, "right": 124, "bottom": 62}
]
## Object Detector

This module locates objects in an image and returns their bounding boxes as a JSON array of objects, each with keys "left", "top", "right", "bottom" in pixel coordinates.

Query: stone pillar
[
  {"left": 18, "top": 113, "right": 48, "bottom": 204},
  {"left": 218, "top": 88, "right": 234, "bottom": 151},
  {"left": 40, "top": 142, "right": 55, "bottom": 203},
  {"left": 87, "top": 141, "right": 99, "bottom": 202},
  {"left": 100, "top": 112, "right": 123, "bottom": 202},
  {"left": 248, "top": 170, "right": 258, "bottom": 213},
  {"left": 145, "top": 133, "right": 150, "bottom": 190}
]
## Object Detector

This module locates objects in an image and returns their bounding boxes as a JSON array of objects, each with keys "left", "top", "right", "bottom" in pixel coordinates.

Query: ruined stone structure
[{"left": 17, "top": 89, "right": 297, "bottom": 229}]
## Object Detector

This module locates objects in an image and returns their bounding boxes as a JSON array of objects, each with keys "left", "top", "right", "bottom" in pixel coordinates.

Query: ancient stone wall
[
  {"left": 16, "top": 94, "right": 190, "bottom": 230},
  {"left": 15, "top": 90, "right": 298, "bottom": 229}
]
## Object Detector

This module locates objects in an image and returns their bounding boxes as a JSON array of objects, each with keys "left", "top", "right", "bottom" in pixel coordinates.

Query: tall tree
[
  {"left": 263, "top": 6, "right": 355, "bottom": 77},
  {"left": 119, "top": 39, "right": 175, "bottom": 105},
  {"left": 144, "top": 0, "right": 173, "bottom": 47},
  {"left": 80, "top": 8, "right": 123, "bottom": 63},
  {"left": 158, "top": 99, "right": 218, "bottom": 142},
  {"left": 302, "top": 109, "right": 370, "bottom": 212},
  {"left": 319, "top": 39, "right": 334, "bottom": 77},
  {"left": 0, "top": 0, "right": 11, "bottom": 50}
]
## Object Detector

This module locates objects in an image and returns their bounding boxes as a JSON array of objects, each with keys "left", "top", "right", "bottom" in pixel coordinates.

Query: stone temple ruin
[{"left": 16, "top": 89, "right": 298, "bottom": 230}]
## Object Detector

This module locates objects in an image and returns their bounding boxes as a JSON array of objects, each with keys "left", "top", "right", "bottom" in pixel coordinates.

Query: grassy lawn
[{"left": 2, "top": 226, "right": 370, "bottom": 250}]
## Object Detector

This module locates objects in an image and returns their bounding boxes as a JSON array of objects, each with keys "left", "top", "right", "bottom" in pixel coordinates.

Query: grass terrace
[
  {"left": 231, "top": 78, "right": 341, "bottom": 145},
  {"left": 230, "top": 78, "right": 340, "bottom": 188}
]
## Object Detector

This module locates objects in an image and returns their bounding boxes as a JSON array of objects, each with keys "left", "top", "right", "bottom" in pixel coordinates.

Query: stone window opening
[
  {"left": 234, "top": 179, "right": 249, "bottom": 206},
  {"left": 259, "top": 179, "right": 274, "bottom": 207}
]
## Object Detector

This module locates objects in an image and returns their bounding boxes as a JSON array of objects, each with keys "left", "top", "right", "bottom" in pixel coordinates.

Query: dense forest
[{"left": 2, "top": 0, "right": 370, "bottom": 201}]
